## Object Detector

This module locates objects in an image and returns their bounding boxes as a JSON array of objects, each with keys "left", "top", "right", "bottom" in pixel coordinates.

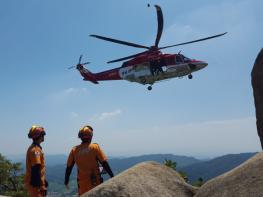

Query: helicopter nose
[{"left": 197, "top": 61, "right": 208, "bottom": 69}]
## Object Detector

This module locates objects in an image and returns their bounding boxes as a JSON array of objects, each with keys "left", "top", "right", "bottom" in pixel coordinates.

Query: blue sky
[{"left": 0, "top": 0, "right": 262, "bottom": 158}]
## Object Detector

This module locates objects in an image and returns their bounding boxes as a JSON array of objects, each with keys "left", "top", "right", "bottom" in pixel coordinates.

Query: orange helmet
[
  {"left": 28, "top": 125, "right": 46, "bottom": 139},
  {"left": 78, "top": 125, "right": 93, "bottom": 139}
]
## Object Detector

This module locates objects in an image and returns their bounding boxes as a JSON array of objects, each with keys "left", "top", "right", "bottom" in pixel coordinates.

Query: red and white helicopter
[{"left": 69, "top": 5, "right": 226, "bottom": 90}]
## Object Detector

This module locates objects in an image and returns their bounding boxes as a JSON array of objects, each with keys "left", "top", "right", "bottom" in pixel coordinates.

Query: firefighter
[
  {"left": 24, "top": 125, "right": 48, "bottom": 197},
  {"left": 64, "top": 125, "right": 114, "bottom": 196}
]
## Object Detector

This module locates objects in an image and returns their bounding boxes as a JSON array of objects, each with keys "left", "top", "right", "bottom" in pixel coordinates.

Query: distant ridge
[
  {"left": 109, "top": 154, "right": 200, "bottom": 173},
  {"left": 195, "top": 152, "right": 263, "bottom": 197},
  {"left": 179, "top": 152, "right": 257, "bottom": 182},
  {"left": 7, "top": 154, "right": 199, "bottom": 167}
]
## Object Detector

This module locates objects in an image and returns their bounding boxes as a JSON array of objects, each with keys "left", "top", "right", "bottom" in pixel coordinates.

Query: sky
[{"left": 0, "top": 0, "right": 262, "bottom": 158}]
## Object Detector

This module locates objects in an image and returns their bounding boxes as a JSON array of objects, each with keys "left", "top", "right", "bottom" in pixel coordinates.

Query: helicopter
[{"left": 69, "top": 5, "right": 227, "bottom": 90}]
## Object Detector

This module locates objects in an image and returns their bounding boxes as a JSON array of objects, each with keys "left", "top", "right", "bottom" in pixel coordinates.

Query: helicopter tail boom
[
  {"left": 70, "top": 55, "right": 99, "bottom": 84},
  {"left": 82, "top": 71, "right": 99, "bottom": 84},
  {"left": 83, "top": 76, "right": 99, "bottom": 84},
  {"left": 77, "top": 65, "right": 99, "bottom": 84}
]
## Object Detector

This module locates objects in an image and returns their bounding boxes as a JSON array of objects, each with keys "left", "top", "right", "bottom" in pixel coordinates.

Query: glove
[
  {"left": 40, "top": 186, "right": 47, "bottom": 196},
  {"left": 40, "top": 189, "right": 47, "bottom": 196},
  {"left": 45, "top": 180, "right": 49, "bottom": 188}
]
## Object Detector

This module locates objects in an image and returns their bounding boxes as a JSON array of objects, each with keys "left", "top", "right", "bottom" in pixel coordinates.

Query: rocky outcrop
[
  {"left": 82, "top": 153, "right": 263, "bottom": 197},
  {"left": 195, "top": 152, "right": 263, "bottom": 197},
  {"left": 251, "top": 48, "right": 263, "bottom": 149},
  {"left": 83, "top": 161, "right": 197, "bottom": 197}
]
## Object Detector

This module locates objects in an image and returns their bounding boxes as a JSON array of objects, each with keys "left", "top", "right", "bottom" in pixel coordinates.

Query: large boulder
[
  {"left": 83, "top": 161, "right": 197, "bottom": 197},
  {"left": 194, "top": 152, "right": 263, "bottom": 197},
  {"left": 251, "top": 48, "right": 263, "bottom": 149}
]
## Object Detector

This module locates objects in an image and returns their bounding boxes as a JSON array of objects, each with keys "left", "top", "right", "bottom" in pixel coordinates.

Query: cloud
[
  {"left": 63, "top": 87, "right": 88, "bottom": 95},
  {"left": 70, "top": 112, "right": 79, "bottom": 119},
  {"left": 89, "top": 109, "right": 122, "bottom": 122},
  {"left": 64, "top": 88, "right": 78, "bottom": 94},
  {"left": 48, "top": 87, "right": 89, "bottom": 101},
  {"left": 98, "top": 109, "right": 122, "bottom": 120}
]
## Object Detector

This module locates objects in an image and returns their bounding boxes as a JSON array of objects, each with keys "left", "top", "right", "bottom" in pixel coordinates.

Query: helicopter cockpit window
[
  {"left": 175, "top": 55, "right": 183, "bottom": 64},
  {"left": 181, "top": 55, "right": 191, "bottom": 63},
  {"left": 121, "top": 62, "right": 128, "bottom": 67}
]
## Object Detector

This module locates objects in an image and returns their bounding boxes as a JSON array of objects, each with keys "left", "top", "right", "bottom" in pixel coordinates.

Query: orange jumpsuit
[
  {"left": 66, "top": 143, "right": 107, "bottom": 196},
  {"left": 24, "top": 143, "right": 46, "bottom": 197}
]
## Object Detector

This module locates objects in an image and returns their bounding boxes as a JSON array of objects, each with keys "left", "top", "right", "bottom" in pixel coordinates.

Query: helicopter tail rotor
[
  {"left": 68, "top": 55, "right": 90, "bottom": 70},
  {"left": 68, "top": 55, "right": 98, "bottom": 84}
]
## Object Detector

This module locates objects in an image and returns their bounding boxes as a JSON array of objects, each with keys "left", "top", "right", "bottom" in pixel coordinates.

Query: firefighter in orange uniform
[
  {"left": 64, "top": 125, "right": 114, "bottom": 196},
  {"left": 24, "top": 125, "right": 48, "bottom": 197}
]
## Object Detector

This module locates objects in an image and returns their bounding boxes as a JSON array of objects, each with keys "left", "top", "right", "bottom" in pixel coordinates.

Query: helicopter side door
[{"left": 165, "top": 55, "right": 191, "bottom": 77}]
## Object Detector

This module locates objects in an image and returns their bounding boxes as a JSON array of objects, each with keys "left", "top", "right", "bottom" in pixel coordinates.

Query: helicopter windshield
[
  {"left": 181, "top": 55, "right": 192, "bottom": 63},
  {"left": 176, "top": 54, "right": 192, "bottom": 64}
]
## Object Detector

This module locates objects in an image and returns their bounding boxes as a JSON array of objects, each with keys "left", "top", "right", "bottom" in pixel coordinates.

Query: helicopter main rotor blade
[
  {"left": 90, "top": 34, "right": 150, "bottom": 49},
  {"left": 159, "top": 32, "right": 227, "bottom": 50},
  {"left": 154, "top": 5, "right": 163, "bottom": 48},
  {"left": 107, "top": 51, "right": 149, "bottom": 64},
  {"left": 68, "top": 65, "right": 76, "bottom": 69},
  {"left": 79, "top": 55, "right": 83, "bottom": 64}
]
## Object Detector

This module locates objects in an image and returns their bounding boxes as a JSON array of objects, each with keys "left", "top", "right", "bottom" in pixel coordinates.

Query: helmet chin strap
[{"left": 81, "top": 138, "right": 92, "bottom": 143}]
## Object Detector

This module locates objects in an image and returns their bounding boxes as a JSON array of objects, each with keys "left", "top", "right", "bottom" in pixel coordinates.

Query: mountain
[
  {"left": 45, "top": 154, "right": 200, "bottom": 185},
  {"left": 8, "top": 153, "right": 199, "bottom": 167},
  {"left": 178, "top": 152, "right": 257, "bottom": 183},
  {"left": 195, "top": 152, "right": 263, "bottom": 197},
  {"left": 109, "top": 154, "right": 200, "bottom": 174}
]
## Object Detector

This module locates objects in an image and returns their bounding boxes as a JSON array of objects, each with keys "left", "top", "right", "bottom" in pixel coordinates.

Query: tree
[
  {"left": 178, "top": 170, "right": 188, "bottom": 182},
  {"left": 193, "top": 177, "right": 205, "bottom": 187},
  {"left": 163, "top": 159, "right": 188, "bottom": 182},
  {"left": 164, "top": 159, "right": 177, "bottom": 170},
  {"left": 0, "top": 153, "right": 27, "bottom": 197}
]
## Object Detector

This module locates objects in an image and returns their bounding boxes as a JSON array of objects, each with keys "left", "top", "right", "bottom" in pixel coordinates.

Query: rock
[
  {"left": 251, "top": 48, "right": 263, "bottom": 149},
  {"left": 194, "top": 152, "right": 263, "bottom": 197},
  {"left": 83, "top": 161, "right": 197, "bottom": 197}
]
